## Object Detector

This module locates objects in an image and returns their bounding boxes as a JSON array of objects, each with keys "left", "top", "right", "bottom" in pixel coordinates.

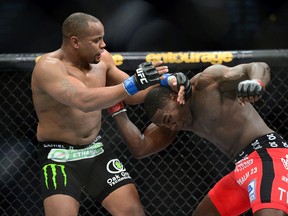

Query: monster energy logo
[{"left": 42, "top": 164, "right": 67, "bottom": 189}]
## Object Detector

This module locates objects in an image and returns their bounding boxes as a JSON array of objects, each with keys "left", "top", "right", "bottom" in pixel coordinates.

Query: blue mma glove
[
  {"left": 123, "top": 62, "right": 160, "bottom": 95},
  {"left": 160, "top": 72, "right": 192, "bottom": 100}
]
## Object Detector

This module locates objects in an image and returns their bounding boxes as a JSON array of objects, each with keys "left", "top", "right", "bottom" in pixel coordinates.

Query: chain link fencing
[{"left": 0, "top": 51, "right": 287, "bottom": 216}]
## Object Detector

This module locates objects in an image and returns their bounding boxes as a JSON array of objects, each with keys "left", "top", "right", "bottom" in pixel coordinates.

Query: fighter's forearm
[
  {"left": 113, "top": 112, "right": 177, "bottom": 159},
  {"left": 247, "top": 62, "right": 271, "bottom": 86}
]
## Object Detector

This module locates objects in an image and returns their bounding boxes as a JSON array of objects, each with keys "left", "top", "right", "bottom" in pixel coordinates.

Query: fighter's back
[{"left": 190, "top": 64, "right": 274, "bottom": 158}]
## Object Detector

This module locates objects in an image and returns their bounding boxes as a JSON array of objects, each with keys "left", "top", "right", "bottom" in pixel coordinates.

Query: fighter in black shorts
[
  {"left": 109, "top": 62, "right": 288, "bottom": 215},
  {"left": 38, "top": 135, "right": 134, "bottom": 203},
  {"left": 31, "top": 12, "right": 173, "bottom": 216}
]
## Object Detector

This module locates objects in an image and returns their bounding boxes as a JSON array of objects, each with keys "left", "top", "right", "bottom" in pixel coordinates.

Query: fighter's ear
[{"left": 70, "top": 36, "right": 80, "bottom": 49}]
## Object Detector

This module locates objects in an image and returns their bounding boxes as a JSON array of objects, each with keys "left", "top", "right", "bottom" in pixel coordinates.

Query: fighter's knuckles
[{"left": 152, "top": 61, "right": 163, "bottom": 67}]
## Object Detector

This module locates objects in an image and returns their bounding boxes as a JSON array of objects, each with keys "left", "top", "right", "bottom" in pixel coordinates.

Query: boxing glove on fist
[
  {"left": 160, "top": 72, "right": 192, "bottom": 100},
  {"left": 123, "top": 62, "right": 160, "bottom": 95},
  {"left": 238, "top": 79, "right": 265, "bottom": 99},
  {"left": 107, "top": 101, "right": 127, "bottom": 117}
]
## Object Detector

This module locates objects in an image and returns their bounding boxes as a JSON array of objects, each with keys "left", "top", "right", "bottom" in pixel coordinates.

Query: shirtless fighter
[
  {"left": 30, "top": 12, "right": 185, "bottom": 216},
  {"left": 109, "top": 62, "right": 288, "bottom": 216}
]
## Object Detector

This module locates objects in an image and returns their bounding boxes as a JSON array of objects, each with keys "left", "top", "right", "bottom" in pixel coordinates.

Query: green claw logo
[{"left": 42, "top": 164, "right": 67, "bottom": 189}]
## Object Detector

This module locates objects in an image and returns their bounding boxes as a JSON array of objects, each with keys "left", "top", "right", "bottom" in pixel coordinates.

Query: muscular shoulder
[
  {"left": 98, "top": 49, "right": 115, "bottom": 68},
  {"left": 34, "top": 52, "right": 65, "bottom": 74},
  {"left": 192, "top": 64, "right": 229, "bottom": 90},
  {"left": 32, "top": 52, "right": 68, "bottom": 90},
  {"left": 202, "top": 64, "right": 229, "bottom": 77}
]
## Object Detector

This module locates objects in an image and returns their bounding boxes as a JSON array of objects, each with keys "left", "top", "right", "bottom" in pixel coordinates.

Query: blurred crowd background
[{"left": 1, "top": 0, "right": 288, "bottom": 53}]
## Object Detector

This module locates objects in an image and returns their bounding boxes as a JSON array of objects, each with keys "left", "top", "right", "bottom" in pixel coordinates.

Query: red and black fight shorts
[
  {"left": 209, "top": 133, "right": 288, "bottom": 215},
  {"left": 37, "top": 135, "right": 134, "bottom": 203}
]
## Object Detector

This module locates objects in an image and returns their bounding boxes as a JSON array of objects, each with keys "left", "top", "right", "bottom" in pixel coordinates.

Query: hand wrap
[
  {"left": 238, "top": 79, "right": 265, "bottom": 99},
  {"left": 107, "top": 101, "right": 127, "bottom": 117},
  {"left": 123, "top": 62, "right": 160, "bottom": 95}
]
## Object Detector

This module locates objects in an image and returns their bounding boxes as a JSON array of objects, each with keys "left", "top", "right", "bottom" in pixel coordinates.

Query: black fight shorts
[{"left": 37, "top": 135, "right": 134, "bottom": 203}]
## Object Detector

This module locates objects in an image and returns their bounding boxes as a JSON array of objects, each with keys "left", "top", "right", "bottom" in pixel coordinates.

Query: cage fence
[{"left": 0, "top": 50, "right": 287, "bottom": 216}]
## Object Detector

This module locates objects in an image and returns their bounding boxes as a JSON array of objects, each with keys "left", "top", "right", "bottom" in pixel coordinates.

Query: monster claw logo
[{"left": 42, "top": 164, "right": 67, "bottom": 189}]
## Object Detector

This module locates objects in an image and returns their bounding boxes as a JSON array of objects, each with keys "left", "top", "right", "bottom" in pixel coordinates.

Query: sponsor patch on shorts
[
  {"left": 248, "top": 179, "right": 256, "bottom": 202},
  {"left": 47, "top": 142, "right": 104, "bottom": 162}
]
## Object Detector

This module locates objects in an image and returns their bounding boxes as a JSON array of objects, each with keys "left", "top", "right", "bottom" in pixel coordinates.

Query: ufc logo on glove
[
  {"left": 123, "top": 62, "right": 160, "bottom": 95},
  {"left": 136, "top": 67, "right": 148, "bottom": 84}
]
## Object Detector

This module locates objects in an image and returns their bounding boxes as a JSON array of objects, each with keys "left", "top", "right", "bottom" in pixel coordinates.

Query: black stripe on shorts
[{"left": 257, "top": 148, "right": 275, "bottom": 203}]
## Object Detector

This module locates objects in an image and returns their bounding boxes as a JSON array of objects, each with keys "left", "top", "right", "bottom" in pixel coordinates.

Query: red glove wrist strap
[{"left": 256, "top": 79, "right": 265, "bottom": 89}]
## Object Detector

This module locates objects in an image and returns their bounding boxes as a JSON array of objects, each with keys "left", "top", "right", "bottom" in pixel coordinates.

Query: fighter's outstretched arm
[{"left": 108, "top": 102, "right": 178, "bottom": 159}]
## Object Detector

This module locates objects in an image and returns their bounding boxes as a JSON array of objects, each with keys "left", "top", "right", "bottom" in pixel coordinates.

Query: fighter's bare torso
[
  {"left": 188, "top": 65, "right": 273, "bottom": 158},
  {"left": 32, "top": 49, "right": 107, "bottom": 145}
]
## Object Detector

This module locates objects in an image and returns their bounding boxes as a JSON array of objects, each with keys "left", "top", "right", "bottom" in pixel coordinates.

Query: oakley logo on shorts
[
  {"left": 106, "top": 159, "right": 126, "bottom": 174},
  {"left": 42, "top": 164, "right": 67, "bottom": 189},
  {"left": 106, "top": 159, "right": 131, "bottom": 186}
]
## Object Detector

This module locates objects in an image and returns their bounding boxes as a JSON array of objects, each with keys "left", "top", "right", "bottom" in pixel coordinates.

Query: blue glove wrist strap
[
  {"left": 160, "top": 73, "right": 172, "bottom": 87},
  {"left": 123, "top": 76, "right": 139, "bottom": 95}
]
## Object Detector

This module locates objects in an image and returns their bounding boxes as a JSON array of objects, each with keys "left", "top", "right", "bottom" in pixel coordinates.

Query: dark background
[{"left": 1, "top": 0, "right": 288, "bottom": 53}]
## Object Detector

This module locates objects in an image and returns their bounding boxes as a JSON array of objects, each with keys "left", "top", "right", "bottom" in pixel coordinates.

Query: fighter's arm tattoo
[{"left": 59, "top": 78, "right": 77, "bottom": 103}]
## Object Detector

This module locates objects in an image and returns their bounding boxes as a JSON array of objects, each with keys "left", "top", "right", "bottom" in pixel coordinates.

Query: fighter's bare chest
[{"left": 66, "top": 65, "right": 106, "bottom": 88}]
